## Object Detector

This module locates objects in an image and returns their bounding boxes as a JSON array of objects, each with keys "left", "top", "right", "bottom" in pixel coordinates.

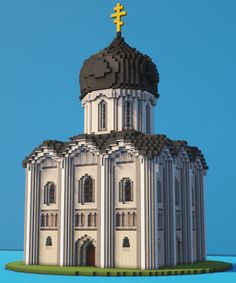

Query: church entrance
[
  {"left": 86, "top": 243, "right": 95, "bottom": 266},
  {"left": 75, "top": 239, "right": 96, "bottom": 266}
]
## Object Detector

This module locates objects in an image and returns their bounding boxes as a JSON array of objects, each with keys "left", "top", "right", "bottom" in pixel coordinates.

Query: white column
[
  {"left": 181, "top": 161, "right": 193, "bottom": 263},
  {"left": 59, "top": 158, "right": 65, "bottom": 266},
  {"left": 24, "top": 167, "right": 31, "bottom": 265},
  {"left": 154, "top": 163, "right": 159, "bottom": 268},
  {"left": 100, "top": 156, "right": 105, "bottom": 268},
  {"left": 59, "top": 157, "right": 75, "bottom": 266},
  {"left": 164, "top": 159, "right": 176, "bottom": 266},
  {"left": 83, "top": 104, "right": 87, "bottom": 134},
  {"left": 140, "top": 157, "right": 146, "bottom": 269},
  {"left": 196, "top": 168, "right": 206, "bottom": 261}
]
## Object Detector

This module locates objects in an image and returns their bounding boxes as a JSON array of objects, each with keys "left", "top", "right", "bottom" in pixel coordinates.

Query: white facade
[
  {"left": 23, "top": 88, "right": 207, "bottom": 269},
  {"left": 82, "top": 89, "right": 156, "bottom": 135}
]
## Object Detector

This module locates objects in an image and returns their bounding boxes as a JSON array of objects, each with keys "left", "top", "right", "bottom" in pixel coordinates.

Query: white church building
[{"left": 23, "top": 6, "right": 208, "bottom": 270}]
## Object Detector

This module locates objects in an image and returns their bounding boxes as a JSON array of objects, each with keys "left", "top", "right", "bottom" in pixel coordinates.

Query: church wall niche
[
  {"left": 115, "top": 230, "right": 137, "bottom": 268},
  {"left": 39, "top": 230, "right": 58, "bottom": 265},
  {"left": 114, "top": 157, "right": 137, "bottom": 210},
  {"left": 39, "top": 159, "right": 59, "bottom": 265},
  {"left": 74, "top": 163, "right": 98, "bottom": 211}
]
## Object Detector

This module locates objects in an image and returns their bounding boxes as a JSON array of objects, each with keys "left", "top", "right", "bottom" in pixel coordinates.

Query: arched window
[
  {"left": 175, "top": 178, "right": 180, "bottom": 205},
  {"left": 124, "top": 101, "right": 132, "bottom": 129},
  {"left": 157, "top": 179, "right": 162, "bottom": 203},
  {"left": 49, "top": 184, "right": 55, "bottom": 204},
  {"left": 94, "top": 213, "right": 97, "bottom": 227},
  {"left": 75, "top": 213, "right": 79, "bottom": 227},
  {"left": 133, "top": 212, "right": 136, "bottom": 226},
  {"left": 46, "top": 236, "right": 52, "bottom": 246},
  {"left": 41, "top": 214, "right": 45, "bottom": 227},
  {"left": 192, "top": 187, "right": 195, "bottom": 206},
  {"left": 122, "top": 237, "right": 130, "bottom": 248},
  {"left": 146, "top": 103, "right": 151, "bottom": 133},
  {"left": 78, "top": 175, "right": 95, "bottom": 204},
  {"left": 124, "top": 179, "right": 132, "bottom": 201},
  {"left": 44, "top": 182, "right": 56, "bottom": 205},
  {"left": 98, "top": 100, "right": 107, "bottom": 130},
  {"left": 88, "top": 213, "right": 92, "bottom": 227},
  {"left": 119, "top": 178, "right": 133, "bottom": 203},
  {"left": 116, "top": 213, "right": 120, "bottom": 227}
]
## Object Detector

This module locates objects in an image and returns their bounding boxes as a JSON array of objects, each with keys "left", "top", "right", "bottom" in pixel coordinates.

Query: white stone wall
[
  {"left": 24, "top": 140, "right": 206, "bottom": 269},
  {"left": 82, "top": 89, "right": 157, "bottom": 135},
  {"left": 39, "top": 231, "right": 58, "bottom": 265},
  {"left": 39, "top": 160, "right": 59, "bottom": 265},
  {"left": 115, "top": 231, "right": 137, "bottom": 268}
]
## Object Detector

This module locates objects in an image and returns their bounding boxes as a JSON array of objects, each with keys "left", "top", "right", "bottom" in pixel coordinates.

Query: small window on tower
[
  {"left": 175, "top": 178, "right": 180, "bottom": 206},
  {"left": 146, "top": 103, "right": 151, "bottom": 133},
  {"left": 124, "top": 101, "right": 132, "bottom": 129},
  {"left": 98, "top": 100, "right": 107, "bottom": 130}
]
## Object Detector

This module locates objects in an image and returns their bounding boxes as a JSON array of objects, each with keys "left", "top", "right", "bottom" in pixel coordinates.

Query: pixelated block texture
[
  {"left": 79, "top": 34, "right": 159, "bottom": 100},
  {"left": 23, "top": 130, "right": 208, "bottom": 170}
]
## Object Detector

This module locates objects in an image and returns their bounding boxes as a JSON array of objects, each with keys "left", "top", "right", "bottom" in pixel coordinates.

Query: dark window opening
[
  {"left": 119, "top": 178, "right": 133, "bottom": 203},
  {"left": 46, "top": 236, "right": 52, "bottom": 246},
  {"left": 146, "top": 103, "right": 151, "bottom": 133},
  {"left": 98, "top": 101, "right": 107, "bottom": 130},
  {"left": 122, "top": 237, "right": 130, "bottom": 248},
  {"left": 84, "top": 177, "right": 94, "bottom": 202}
]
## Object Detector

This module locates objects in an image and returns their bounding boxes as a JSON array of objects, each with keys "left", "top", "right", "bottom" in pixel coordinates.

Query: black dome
[{"left": 79, "top": 34, "right": 159, "bottom": 100}]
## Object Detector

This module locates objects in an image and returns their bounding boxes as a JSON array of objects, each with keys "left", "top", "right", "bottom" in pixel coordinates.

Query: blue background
[{"left": 0, "top": 0, "right": 235, "bottom": 254}]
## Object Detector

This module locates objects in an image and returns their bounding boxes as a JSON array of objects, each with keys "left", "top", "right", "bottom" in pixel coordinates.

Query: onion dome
[{"left": 79, "top": 34, "right": 159, "bottom": 100}]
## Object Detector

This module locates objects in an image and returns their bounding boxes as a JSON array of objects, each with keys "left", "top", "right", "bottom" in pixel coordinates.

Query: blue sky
[{"left": 0, "top": 0, "right": 236, "bottom": 254}]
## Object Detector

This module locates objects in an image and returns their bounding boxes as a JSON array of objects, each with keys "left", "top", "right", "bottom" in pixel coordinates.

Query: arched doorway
[
  {"left": 75, "top": 239, "right": 96, "bottom": 266},
  {"left": 86, "top": 243, "right": 95, "bottom": 266}
]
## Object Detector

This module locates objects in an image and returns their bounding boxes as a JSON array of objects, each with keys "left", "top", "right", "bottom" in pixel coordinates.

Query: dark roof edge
[{"left": 23, "top": 131, "right": 208, "bottom": 170}]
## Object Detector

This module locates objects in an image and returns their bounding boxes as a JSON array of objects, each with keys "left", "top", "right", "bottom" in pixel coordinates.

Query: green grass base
[{"left": 5, "top": 260, "right": 232, "bottom": 276}]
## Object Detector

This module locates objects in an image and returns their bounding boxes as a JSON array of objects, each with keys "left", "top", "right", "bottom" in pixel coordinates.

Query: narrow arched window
[
  {"left": 119, "top": 178, "right": 133, "bottom": 203},
  {"left": 175, "top": 178, "right": 180, "bottom": 205},
  {"left": 49, "top": 183, "right": 55, "bottom": 204},
  {"left": 78, "top": 175, "right": 95, "bottom": 204},
  {"left": 41, "top": 214, "right": 45, "bottom": 227},
  {"left": 124, "top": 180, "right": 132, "bottom": 201},
  {"left": 122, "top": 237, "right": 130, "bottom": 248},
  {"left": 192, "top": 187, "right": 195, "bottom": 206},
  {"left": 98, "top": 100, "right": 107, "bottom": 130},
  {"left": 157, "top": 179, "right": 162, "bottom": 203},
  {"left": 94, "top": 213, "right": 97, "bottom": 227},
  {"left": 44, "top": 182, "right": 56, "bottom": 205},
  {"left": 84, "top": 176, "right": 94, "bottom": 202},
  {"left": 116, "top": 213, "right": 120, "bottom": 227},
  {"left": 124, "top": 101, "right": 132, "bottom": 129},
  {"left": 146, "top": 103, "right": 151, "bottom": 133},
  {"left": 75, "top": 213, "right": 79, "bottom": 227},
  {"left": 46, "top": 236, "right": 52, "bottom": 246},
  {"left": 88, "top": 213, "right": 92, "bottom": 227}
]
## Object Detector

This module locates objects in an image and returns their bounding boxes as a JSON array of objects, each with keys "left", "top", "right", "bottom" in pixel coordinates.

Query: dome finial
[{"left": 111, "top": 3, "right": 127, "bottom": 35}]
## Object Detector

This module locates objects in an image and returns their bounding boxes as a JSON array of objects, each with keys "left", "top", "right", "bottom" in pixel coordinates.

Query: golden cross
[{"left": 111, "top": 3, "right": 127, "bottom": 33}]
